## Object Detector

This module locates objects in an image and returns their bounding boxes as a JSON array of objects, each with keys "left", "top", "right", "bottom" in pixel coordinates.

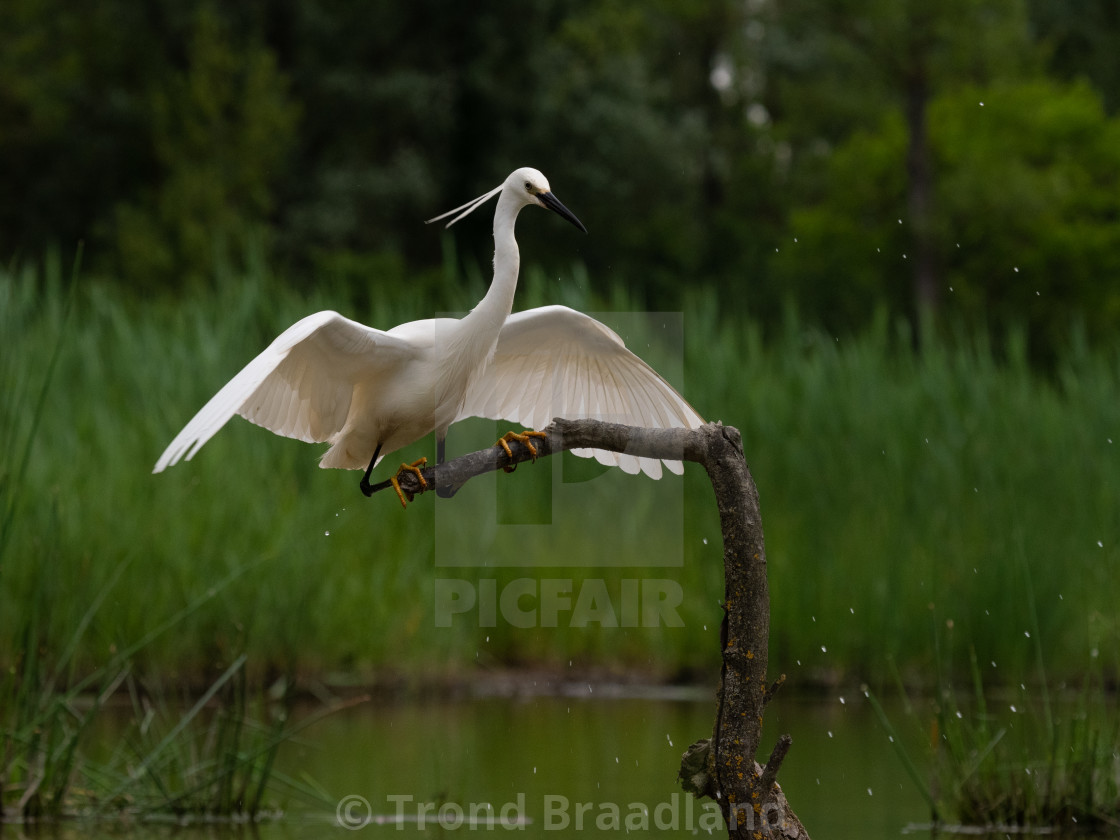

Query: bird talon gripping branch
[
  {"left": 390, "top": 458, "right": 428, "bottom": 508},
  {"left": 496, "top": 430, "right": 547, "bottom": 472}
]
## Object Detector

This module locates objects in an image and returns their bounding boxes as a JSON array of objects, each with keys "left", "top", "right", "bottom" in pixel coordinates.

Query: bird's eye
[{"left": 524, "top": 181, "right": 533, "bottom": 193}]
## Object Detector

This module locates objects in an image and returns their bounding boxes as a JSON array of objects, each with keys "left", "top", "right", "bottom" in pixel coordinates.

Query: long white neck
[{"left": 464, "top": 188, "right": 523, "bottom": 334}]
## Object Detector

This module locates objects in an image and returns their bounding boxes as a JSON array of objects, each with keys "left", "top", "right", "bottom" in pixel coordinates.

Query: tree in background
[
  {"left": 761, "top": 0, "right": 1037, "bottom": 326},
  {"left": 1, "top": 0, "right": 1118, "bottom": 356},
  {"left": 111, "top": 4, "right": 298, "bottom": 288},
  {"left": 772, "top": 76, "right": 1120, "bottom": 354}
]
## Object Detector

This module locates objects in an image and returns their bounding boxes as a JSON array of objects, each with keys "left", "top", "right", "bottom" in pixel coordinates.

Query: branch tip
[{"left": 758, "top": 733, "right": 793, "bottom": 798}]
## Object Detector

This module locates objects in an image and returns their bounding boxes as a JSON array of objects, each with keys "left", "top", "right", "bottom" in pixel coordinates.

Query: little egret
[{"left": 153, "top": 167, "right": 704, "bottom": 505}]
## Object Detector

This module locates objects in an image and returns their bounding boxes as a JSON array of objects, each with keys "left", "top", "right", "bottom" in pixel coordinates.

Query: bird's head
[
  {"left": 508, "top": 167, "right": 587, "bottom": 233},
  {"left": 427, "top": 167, "right": 587, "bottom": 233}
]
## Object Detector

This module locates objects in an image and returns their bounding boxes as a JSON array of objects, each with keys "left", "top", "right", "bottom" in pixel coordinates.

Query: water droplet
[
  {"left": 666, "top": 734, "right": 673, "bottom": 746},
  {"left": 1097, "top": 540, "right": 1104, "bottom": 548},
  {"left": 821, "top": 646, "right": 827, "bottom": 653},
  {"left": 324, "top": 530, "right": 330, "bottom": 536},
  {"left": 827, "top": 731, "right": 833, "bottom": 738},
  {"left": 702, "top": 538, "right": 708, "bottom": 545},
  {"left": 1010, "top": 704, "right": 1017, "bottom": 712},
  {"left": 867, "top": 788, "right": 873, "bottom": 796},
  {"left": 1024, "top": 631, "right": 1031, "bottom": 638},
  {"left": 849, "top": 607, "right": 855, "bottom": 614},
  {"left": 839, "top": 696, "right": 846, "bottom": 705}
]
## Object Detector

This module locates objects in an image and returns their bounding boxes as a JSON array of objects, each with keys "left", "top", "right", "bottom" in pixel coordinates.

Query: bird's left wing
[
  {"left": 154, "top": 311, "right": 417, "bottom": 472},
  {"left": 457, "top": 306, "right": 704, "bottom": 478}
]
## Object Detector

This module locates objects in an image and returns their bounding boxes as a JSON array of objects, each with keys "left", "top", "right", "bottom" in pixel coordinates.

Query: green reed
[{"left": 1, "top": 255, "right": 1118, "bottom": 690}]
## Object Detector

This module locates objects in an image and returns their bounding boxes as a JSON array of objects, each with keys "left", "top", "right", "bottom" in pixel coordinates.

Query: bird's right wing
[
  {"left": 153, "top": 311, "right": 417, "bottom": 472},
  {"left": 458, "top": 306, "right": 704, "bottom": 478}
]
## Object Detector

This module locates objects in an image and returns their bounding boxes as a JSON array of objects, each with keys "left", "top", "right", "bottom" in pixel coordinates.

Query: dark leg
[
  {"left": 435, "top": 435, "right": 457, "bottom": 498},
  {"left": 359, "top": 443, "right": 383, "bottom": 497}
]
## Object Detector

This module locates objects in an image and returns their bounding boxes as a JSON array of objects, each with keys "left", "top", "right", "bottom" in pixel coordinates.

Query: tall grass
[
  {"left": 1, "top": 256, "right": 1118, "bottom": 689},
  {"left": 868, "top": 636, "right": 1120, "bottom": 833},
  {"left": 0, "top": 533, "right": 301, "bottom": 820}
]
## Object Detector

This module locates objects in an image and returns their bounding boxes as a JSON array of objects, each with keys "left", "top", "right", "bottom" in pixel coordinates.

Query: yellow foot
[
  {"left": 390, "top": 458, "right": 428, "bottom": 508},
  {"left": 496, "top": 430, "right": 547, "bottom": 473}
]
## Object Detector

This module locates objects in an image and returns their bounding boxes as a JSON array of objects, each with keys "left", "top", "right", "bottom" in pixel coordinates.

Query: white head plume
[{"left": 425, "top": 184, "right": 504, "bottom": 229}]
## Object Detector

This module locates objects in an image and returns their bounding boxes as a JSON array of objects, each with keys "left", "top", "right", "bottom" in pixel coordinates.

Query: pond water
[
  {"left": 42, "top": 687, "right": 933, "bottom": 839},
  {"left": 280, "top": 688, "right": 930, "bottom": 839}
]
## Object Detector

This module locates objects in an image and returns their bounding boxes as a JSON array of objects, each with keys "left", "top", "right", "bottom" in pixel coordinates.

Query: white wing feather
[
  {"left": 153, "top": 311, "right": 417, "bottom": 472},
  {"left": 458, "top": 306, "right": 704, "bottom": 478}
]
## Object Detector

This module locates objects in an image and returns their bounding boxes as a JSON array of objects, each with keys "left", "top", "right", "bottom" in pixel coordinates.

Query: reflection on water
[
  {"left": 47, "top": 689, "right": 931, "bottom": 839},
  {"left": 278, "top": 688, "right": 928, "bottom": 839}
]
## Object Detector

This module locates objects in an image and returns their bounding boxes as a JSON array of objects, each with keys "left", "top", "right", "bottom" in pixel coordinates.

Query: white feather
[{"left": 457, "top": 306, "right": 703, "bottom": 478}]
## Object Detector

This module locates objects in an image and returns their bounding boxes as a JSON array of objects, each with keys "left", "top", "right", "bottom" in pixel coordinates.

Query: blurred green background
[{"left": 2, "top": 0, "right": 1119, "bottom": 691}]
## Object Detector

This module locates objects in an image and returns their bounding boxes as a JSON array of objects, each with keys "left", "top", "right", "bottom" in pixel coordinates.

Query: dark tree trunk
[{"left": 905, "top": 62, "right": 938, "bottom": 325}]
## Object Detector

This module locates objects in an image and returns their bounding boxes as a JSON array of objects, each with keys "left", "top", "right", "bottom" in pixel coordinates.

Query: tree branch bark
[{"left": 371, "top": 418, "right": 809, "bottom": 839}]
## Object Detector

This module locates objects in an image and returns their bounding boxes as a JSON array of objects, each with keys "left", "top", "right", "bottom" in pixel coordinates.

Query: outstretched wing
[
  {"left": 457, "top": 305, "right": 704, "bottom": 478},
  {"left": 153, "top": 310, "right": 417, "bottom": 472}
]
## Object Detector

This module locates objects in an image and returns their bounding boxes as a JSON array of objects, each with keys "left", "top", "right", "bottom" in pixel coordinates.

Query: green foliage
[
  {"left": 1029, "top": 0, "right": 1120, "bottom": 111},
  {"left": 935, "top": 79, "right": 1120, "bottom": 349},
  {"left": 872, "top": 642, "right": 1120, "bottom": 832},
  {"left": 3, "top": 1, "right": 1119, "bottom": 352},
  {"left": 776, "top": 77, "right": 1120, "bottom": 349},
  {"left": 0, "top": 547, "right": 298, "bottom": 820},
  {"left": 2, "top": 261, "right": 1118, "bottom": 690},
  {"left": 111, "top": 4, "right": 299, "bottom": 287}
]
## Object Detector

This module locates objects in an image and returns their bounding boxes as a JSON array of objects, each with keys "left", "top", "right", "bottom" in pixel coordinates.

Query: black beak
[{"left": 538, "top": 191, "right": 588, "bottom": 234}]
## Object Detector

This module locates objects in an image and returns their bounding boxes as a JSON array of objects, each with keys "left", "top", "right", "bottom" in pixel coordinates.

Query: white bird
[{"left": 153, "top": 167, "right": 704, "bottom": 505}]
